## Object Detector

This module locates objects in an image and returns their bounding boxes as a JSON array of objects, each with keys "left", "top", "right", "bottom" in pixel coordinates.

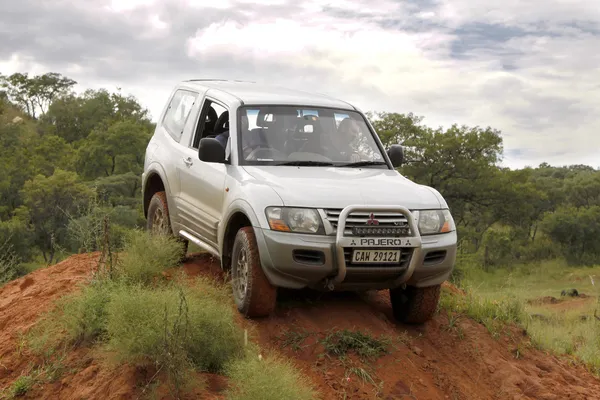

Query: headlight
[
  {"left": 265, "top": 207, "right": 324, "bottom": 234},
  {"left": 414, "top": 209, "right": 455, "bottom": 235}
]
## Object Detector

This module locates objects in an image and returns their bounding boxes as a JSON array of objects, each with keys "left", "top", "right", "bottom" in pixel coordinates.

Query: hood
[{"left": 242, "top": 166, "right": 442, "bottom": 209}]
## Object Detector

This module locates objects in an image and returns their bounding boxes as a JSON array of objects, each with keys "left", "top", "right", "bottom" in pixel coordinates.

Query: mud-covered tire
[
  {"left": 231, "top": 226, "right": 277, "bottom": 318},
  {"left": 389, "top": 284, "right": 441, "bottom": 324},
  {"left": 146, "top": 191, "right": 188, "bottom": 260}
]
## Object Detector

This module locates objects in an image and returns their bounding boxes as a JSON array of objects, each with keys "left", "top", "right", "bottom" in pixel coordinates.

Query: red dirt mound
[
  {"left": 2, "top": 253, "right": 600, "bottom": 400},
  {"left": 527, "top": 296, "right": 561, "bottom": 305},
  {"left": 0, "top": 253, "right": 226, "bottom": 400}
]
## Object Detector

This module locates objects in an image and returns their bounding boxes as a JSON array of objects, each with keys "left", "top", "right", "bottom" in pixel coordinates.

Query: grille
[{"left": 324, "top": 209, "right": 411, "bottom": 236}]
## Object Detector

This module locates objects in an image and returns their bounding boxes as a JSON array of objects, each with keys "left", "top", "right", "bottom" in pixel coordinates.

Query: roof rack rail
[{"left": 184, "top": 79, "right": 256, "bottom": 83}]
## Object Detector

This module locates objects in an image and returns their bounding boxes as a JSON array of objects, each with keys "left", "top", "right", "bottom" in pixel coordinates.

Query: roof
[{"left": 181, "top": 79, "right": 356, "bottom": 110}]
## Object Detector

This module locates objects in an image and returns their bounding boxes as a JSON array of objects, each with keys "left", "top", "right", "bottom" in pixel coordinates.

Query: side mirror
[
  {"left": 198, "top": 138, "right": 226, "bottom": 163},
  {"left": 387, "top": 144, "right": 404, "bottom": 168}
]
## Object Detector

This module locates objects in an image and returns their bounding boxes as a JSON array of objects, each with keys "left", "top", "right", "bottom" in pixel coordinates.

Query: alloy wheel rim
[
  {"left": 235, "top": 248, "right": 249, "bottom": 300},
  {"left": 152, "top": 208, "right": 167, "bottom": 234}
]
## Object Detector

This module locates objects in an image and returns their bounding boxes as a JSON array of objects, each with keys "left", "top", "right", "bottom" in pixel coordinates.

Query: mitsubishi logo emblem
[{"left": 366, "top": 213, "right": 379, "bottom": 225}]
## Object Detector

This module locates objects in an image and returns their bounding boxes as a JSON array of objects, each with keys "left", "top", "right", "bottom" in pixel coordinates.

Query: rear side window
[{"left": 162, "top": 89, "right": 198, "bottom": 141}]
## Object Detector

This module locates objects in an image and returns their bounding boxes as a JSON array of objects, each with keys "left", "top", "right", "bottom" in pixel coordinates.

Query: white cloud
[{"left": 1, "top": 0, "right": 598, "bottom": 169}]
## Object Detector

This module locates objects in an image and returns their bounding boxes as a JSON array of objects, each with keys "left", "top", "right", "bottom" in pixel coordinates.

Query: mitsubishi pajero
[{"left": 142, "top": 80, "right": 457, "bottom": 323}]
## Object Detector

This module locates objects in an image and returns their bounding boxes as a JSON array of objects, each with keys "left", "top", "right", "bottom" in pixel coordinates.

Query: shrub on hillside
[
  {"left": 28, "top": 280, "right": 114, "bottom": 356},
  {"left": 0, "top": 239, "right": 20, "bottom": 285},
  {"left": 116, "top": 230, "right": 185, "bottom": 285},
  {"left": 225, "top": 351, "right": 317, "bottom": 400},
  {"left": 105, "top": 279, "right": 244, "bottom": 373}
]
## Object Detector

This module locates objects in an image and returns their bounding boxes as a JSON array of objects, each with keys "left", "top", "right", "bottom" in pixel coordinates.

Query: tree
[
  {"left": 367, "top": 111, "right": 426, "bottom": 149},
  {"left": 26, "top": 134, "right": 76, "bottom": 177},
  {"left": 18, "top": 169, "right": 93, "bottom": 264},
  {"left": 41, "top": 88, "right": 152, "bottom": 143},
  {"left": 0, "top": 72, "right": 76, "bottom": 119},
  {"left": 566, "top": 172, "right": 600, "bottom": 208},
  {"left": 541, "top": 206, "right": 600, "bottom": 265},
  {"left": 75, "top": 119, "right": 151, "bottom": 179}
]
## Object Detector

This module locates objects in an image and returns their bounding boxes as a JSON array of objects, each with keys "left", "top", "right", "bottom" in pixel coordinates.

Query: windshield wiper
[
  {"left": 275, "top": 161, "right": 335, "bottom": 166},
  {"left": 338, "top": 161, "right": 388, "bottom": 168}
]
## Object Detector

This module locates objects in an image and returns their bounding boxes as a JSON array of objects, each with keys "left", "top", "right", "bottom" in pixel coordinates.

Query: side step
[{"left": 179, "top": 230, "right": 220, "bottom": 258}]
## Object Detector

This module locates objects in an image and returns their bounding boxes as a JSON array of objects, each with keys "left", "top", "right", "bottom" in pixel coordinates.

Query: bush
[
  {"left": 225, "top": 352, "right": 317, "bottom": 400},
  {"left": 0, "top": 217, "right": 34, "bottom": 263},
  {"left": 105, "top": 279, "right": 244, "bottom": 373},
  {"left": 66, "top": 202, "right": 134, "bottom": 255},
  {"left": 28, "top": 280, "right": 113, "bottom": 356},
  {"left": 0, "top": 239, "right": 20, "bottom": 285},
  {"left": 8, "top": 374, "right": 34, "bottom": 397},
  {"left": 115, "top": 230, "right": 185, "bottom": 285},
  {"left": 541, "top": 206, "right": 600, "bottom": 265},
  {"left": 478, "top": 228, "right": 515, "bottom": 269}
]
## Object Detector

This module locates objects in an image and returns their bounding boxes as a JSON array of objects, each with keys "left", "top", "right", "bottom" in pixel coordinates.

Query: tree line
[{"left": 0, "top": 72, "right": 598, "bottom": 276}]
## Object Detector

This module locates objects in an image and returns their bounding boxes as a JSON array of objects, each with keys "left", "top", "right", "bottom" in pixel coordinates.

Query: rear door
[
  {"left": 176, "top": 96, "right": 229, "bottom": 247},
  {"left": 152, "top": 88, "right": 200, "bottom": 231}
]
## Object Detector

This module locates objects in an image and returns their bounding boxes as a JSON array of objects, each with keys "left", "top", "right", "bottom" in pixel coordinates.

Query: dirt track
[{"left": 2, "top": 253, "right": 600, "bottom": 399}]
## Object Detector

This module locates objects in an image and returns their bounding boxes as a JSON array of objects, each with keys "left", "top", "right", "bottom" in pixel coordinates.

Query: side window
[
  {"left": 192, "top": 99, "right": 229, "bottom": 149},
  {"left": 334, "top": 112, "right": 350, "bottom": 128},
  {"left": 162, "top": 89, "right": 198, "bottom": 141}
]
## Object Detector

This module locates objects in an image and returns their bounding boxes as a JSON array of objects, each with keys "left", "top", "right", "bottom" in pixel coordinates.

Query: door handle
[{"left": 183, "top": 157, "right": 193, "bottom": 167}]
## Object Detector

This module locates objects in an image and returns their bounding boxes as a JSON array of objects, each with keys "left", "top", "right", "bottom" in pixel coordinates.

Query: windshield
[{"left": 236, "top": 106, "right": 388, "bottom": 167}]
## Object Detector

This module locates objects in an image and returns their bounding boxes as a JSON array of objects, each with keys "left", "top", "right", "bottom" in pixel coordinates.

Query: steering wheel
[{"left": 246, "top": 147, "right": 287, "bottom": 161}]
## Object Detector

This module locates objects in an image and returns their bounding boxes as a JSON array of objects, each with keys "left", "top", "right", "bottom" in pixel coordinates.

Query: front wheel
[
  {"left": 146, "top": 191, "right": 188, "bottom": 261},
  {"left": 389, "top": 284, "right": 441, "bottom": 324},
  {"left": 231, "top": 227, "right": 277, "bottom": 318}
]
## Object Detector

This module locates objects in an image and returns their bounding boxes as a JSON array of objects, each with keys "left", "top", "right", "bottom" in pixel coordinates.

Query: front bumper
[{"left": 253, "top": 204, "right": 457, "bottom": 291}]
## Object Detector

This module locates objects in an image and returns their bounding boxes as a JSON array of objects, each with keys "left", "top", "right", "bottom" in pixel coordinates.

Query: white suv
[{"left": 142, "top": 80, "right": 457, "bottom": 323}]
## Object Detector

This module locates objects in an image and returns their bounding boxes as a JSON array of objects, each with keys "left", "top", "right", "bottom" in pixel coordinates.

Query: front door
[{"left": 176, "top": 97, "right": 229, "bottom": 247}]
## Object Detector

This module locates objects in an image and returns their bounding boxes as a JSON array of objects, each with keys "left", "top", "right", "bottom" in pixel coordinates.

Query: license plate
[{"left": 351, "top": 249, "right": 401, "bottom": 264}]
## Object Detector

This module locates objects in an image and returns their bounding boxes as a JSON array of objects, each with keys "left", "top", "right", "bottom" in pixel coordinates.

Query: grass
[
  {"left": 26, "top": 229, "right": 317, "bottom": 399},
  {"left": 278, "top": 328, "right": 311, "bottom": 352},
  {"left": 115, "top": 230, "right": 186, "bottom": 284},
  {"left": 444, "top": 258, "right": 600, "bottom": 374},
  {"left": 105, "top": 279, "right": 245, "bottom": 373},
  {"left": 6, "top": 374, "right": 34, "bottom": 398},
  {"left": 224, "top": 350, "right": 317, "bottom": 400},
  {"left": 320, "top": 329, "right": 389, "bottom": 360}
]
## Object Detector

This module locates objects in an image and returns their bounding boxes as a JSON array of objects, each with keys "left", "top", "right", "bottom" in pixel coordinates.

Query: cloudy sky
[{"left": 1, "top": 0, "right": 598, "bottom": 169}]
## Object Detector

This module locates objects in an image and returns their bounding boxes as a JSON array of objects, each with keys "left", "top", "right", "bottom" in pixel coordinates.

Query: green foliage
[
  {"left": 0, "top": 217, "right": 34, "bottom": 263},
  {"left": 105, "top": 280, "right": 245, "bottom": 373},
  {"left": 65, "top": 194, "right": 139, "bottom": 255},
  {"left": 28, "top": 280, "right": 114, "bottom": 356},
  {"left": 7, "top": 374, "right": 34, "bottom": 398},
  {"left": 0, "top": 72, "right": 76, "bottom": 119},
  {"left": 116, "top": 230, "right": 185, "bottom": 285},
  {"left": 28, "top": 134, "right": 75, "bottom": 176},
  {"left": 320, "top": 329, "right": 389, "bottom": 360},
  {"left": 225, "top": 352, "right": 317, "bottom": 400},
  {"left": 75, "top": 119, "right": 151, "bottom": 179},
  {"left": 18, "top": 169, "right": 93, "bottom": 264},
  {"left": 41, "top": 88, "right": 152, "bottom": 143},
  {"left": 478, "top": 228, "right": 515, "bottom": 269},
  {"left": 541, "top": 206, "right": 600, "bottom": 265},
  {"left": 0, "top": 239, "right": 20, "bottom": 285},
  {"left": 440, "top": 287, "right": 523, "bottom": 337}
]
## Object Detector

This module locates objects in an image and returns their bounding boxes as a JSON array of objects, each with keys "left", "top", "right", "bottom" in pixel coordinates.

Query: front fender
[{"left": 218, "top": 199, "right": 261, "bottom": 253}]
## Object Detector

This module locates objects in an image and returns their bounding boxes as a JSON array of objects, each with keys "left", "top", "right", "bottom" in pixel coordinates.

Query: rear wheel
[
  {"left": 146, "top": 191, "right": 189, "bottom": 261},
  {"left": 389, "top": 284, "right": 441, "bottom": 324},
  {"left": 231, "top": 226, "right": 277, "bottom": 317}
]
